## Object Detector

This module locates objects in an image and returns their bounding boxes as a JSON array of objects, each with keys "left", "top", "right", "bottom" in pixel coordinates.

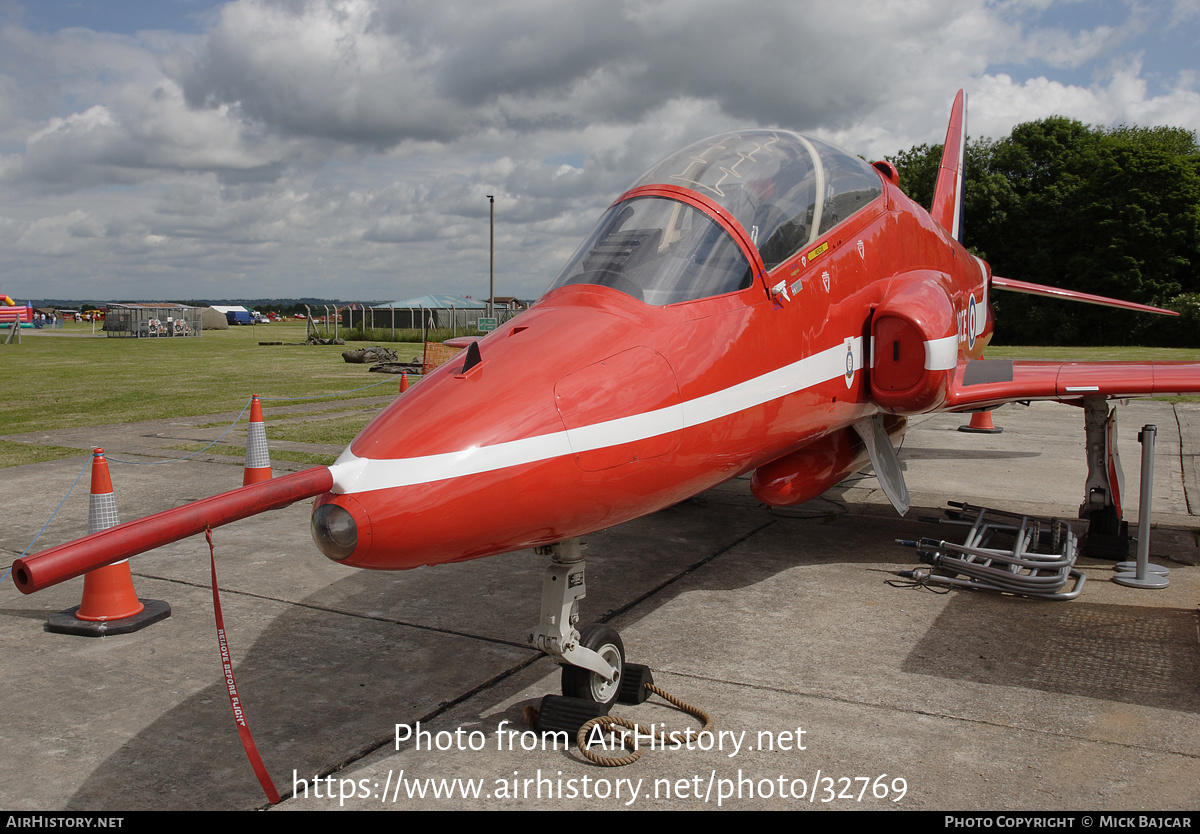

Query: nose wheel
[
  {"left": 561, "top": 624, "right": 625, "bottom": 707},
  {"left": 530, "top": 539, "right": 626, "bottom": 708}
]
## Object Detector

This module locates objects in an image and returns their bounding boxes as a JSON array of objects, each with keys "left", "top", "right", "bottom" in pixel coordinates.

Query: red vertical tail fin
[{"left": 930, "top": 90, "right": 967, "bottom": 241}]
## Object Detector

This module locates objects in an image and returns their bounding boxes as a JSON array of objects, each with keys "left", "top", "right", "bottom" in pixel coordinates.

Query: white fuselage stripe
[
  {"left": 331, "top": 336, "right": 866, "bottom": 494},
  {"left": 925, "top": 334, "right": 959, "bottom": 371}
]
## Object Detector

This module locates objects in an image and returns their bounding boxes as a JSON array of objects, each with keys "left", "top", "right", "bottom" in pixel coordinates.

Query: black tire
[{"left": 561, "top": 624, "right": 625, "bottom": 707}]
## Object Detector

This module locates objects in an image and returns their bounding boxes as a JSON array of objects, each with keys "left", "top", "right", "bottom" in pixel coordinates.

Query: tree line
[{"left": 888, "top": 119, "right": 1200, "bottom": 346}]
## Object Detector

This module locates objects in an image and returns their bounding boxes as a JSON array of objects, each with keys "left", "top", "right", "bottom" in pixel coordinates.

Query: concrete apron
[{"left": 0, "top": 401, "right": 1197, "bottom": 810}]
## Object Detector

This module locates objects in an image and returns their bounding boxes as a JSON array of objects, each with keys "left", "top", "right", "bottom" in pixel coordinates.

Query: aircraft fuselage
[{"left": 313, "top": 131, "right": 992, "bottom": 570}]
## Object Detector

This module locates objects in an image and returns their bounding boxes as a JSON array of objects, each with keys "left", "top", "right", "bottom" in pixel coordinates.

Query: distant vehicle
[
  {"left": 253, "top": 312, "right": 270, "bottom": 324},
  {"left": 225, "top": 310, "right": 254, "bottom": 326}
]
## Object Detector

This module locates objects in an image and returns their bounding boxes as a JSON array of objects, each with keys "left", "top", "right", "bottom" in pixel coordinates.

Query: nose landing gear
[{"left": 529, "top": 539, "right": 626, "bottom": 708}]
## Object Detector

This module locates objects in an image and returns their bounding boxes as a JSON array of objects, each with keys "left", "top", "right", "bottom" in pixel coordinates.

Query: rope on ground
[
  {"left": 107, "top": 374, "right": 397, "bottom": 467},
  {"left": 107, "top": 397, "right": 255, "bottom": 466},
  {"left": 1, "top": 454, "right": 93, "bottom": 588},
  {"left": 575, "top": 684, "right": 713, "bottom": 767}
]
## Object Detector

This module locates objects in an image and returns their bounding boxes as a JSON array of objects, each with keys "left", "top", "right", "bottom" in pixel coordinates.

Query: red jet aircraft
[{"left": 13, "top": 91, "right": 1200, "bottom": 705}]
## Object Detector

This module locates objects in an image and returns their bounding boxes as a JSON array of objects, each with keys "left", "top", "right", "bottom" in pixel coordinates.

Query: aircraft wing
[
  {"left": 935, "top": 274, "right": 1196, "bottom": 411},
  {"left": 941, "top": 358, "right": 1200, "bottom": 411},
  {"left": 991, "top": 276, "right": 1180, "bottom": 317}
]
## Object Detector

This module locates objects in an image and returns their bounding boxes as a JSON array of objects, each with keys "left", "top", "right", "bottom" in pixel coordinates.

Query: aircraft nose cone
[{"left": 311, "top": 499, "right": 362, "bottom": 561}]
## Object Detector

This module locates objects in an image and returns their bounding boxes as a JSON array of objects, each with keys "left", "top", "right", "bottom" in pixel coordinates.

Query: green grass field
[
  {"left": 2, "top": 322, "right": 1197, "bottom": 469},
  {"left": 0, "top": 321, "right": 421, "bottom": 467}
]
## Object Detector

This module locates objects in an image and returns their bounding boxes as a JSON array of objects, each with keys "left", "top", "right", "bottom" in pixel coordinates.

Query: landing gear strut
[
  {"left": 529, "top": 538, "right": 625, "bottom": 708},
  {"left": 1079, "top": 397, "right": 1130, "bottom": 559}
]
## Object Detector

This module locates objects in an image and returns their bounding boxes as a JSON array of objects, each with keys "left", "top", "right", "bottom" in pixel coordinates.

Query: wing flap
[{"left": 943, "top": 359, "right": 1200, "bottom": 410}]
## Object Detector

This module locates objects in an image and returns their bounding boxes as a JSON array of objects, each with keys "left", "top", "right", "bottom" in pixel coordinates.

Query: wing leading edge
[
  {"left": 942, "top": 358, "right": 1200, "bottom": 411},
  {"left": 991, "top": 276, "right": 1179, "bottom": 317}
]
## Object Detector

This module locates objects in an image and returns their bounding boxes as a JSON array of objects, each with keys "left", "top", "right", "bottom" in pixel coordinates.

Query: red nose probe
[{"left": 11, "top": 466, "right": 334, "bottom": 595}]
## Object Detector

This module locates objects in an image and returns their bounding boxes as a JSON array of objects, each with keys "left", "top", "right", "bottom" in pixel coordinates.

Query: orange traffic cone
[
  {"left": 399, "top": 372, "right": 409, "bottom": 393},
  {"left": 959, "top": 410, "right": 1003, "bottom": 433},
  {"left": 243, "top": 395, "right": 272, "bottom": 485},
  {"left": 47, "top": 449, "right": 171, "bottom": 636}
]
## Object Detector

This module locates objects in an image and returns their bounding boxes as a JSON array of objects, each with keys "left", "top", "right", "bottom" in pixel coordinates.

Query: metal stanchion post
[{"left": 1113, "top": 424, "right": 1169, "bottom": 589}]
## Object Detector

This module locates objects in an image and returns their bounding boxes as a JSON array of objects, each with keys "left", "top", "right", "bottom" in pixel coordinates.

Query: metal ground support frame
[{"left": 897, "top": 502, "right": 1086, "bottom": 600}]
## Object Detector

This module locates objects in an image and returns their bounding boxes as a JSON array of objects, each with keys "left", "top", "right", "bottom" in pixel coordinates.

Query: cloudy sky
[{"left": 2, "top": 0, "right": 1198, "bottom": 303}]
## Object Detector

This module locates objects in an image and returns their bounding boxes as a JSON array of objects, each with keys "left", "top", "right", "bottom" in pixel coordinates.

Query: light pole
[{"left": 487, "top": 195, "right": 495, "bottom": 319}]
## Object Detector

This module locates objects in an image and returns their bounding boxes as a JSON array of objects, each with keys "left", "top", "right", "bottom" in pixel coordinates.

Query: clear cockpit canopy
[
  {"left": 547, "top": 130, "right": 883, "bottom": 305},
  {"left": 546, "top": 197, "right": 754, "bottom": 305}
]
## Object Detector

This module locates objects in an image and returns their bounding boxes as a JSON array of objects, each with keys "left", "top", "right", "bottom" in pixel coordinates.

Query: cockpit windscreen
[{"left": 546, "top": 197, "right": 753, "bottom": 305}]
